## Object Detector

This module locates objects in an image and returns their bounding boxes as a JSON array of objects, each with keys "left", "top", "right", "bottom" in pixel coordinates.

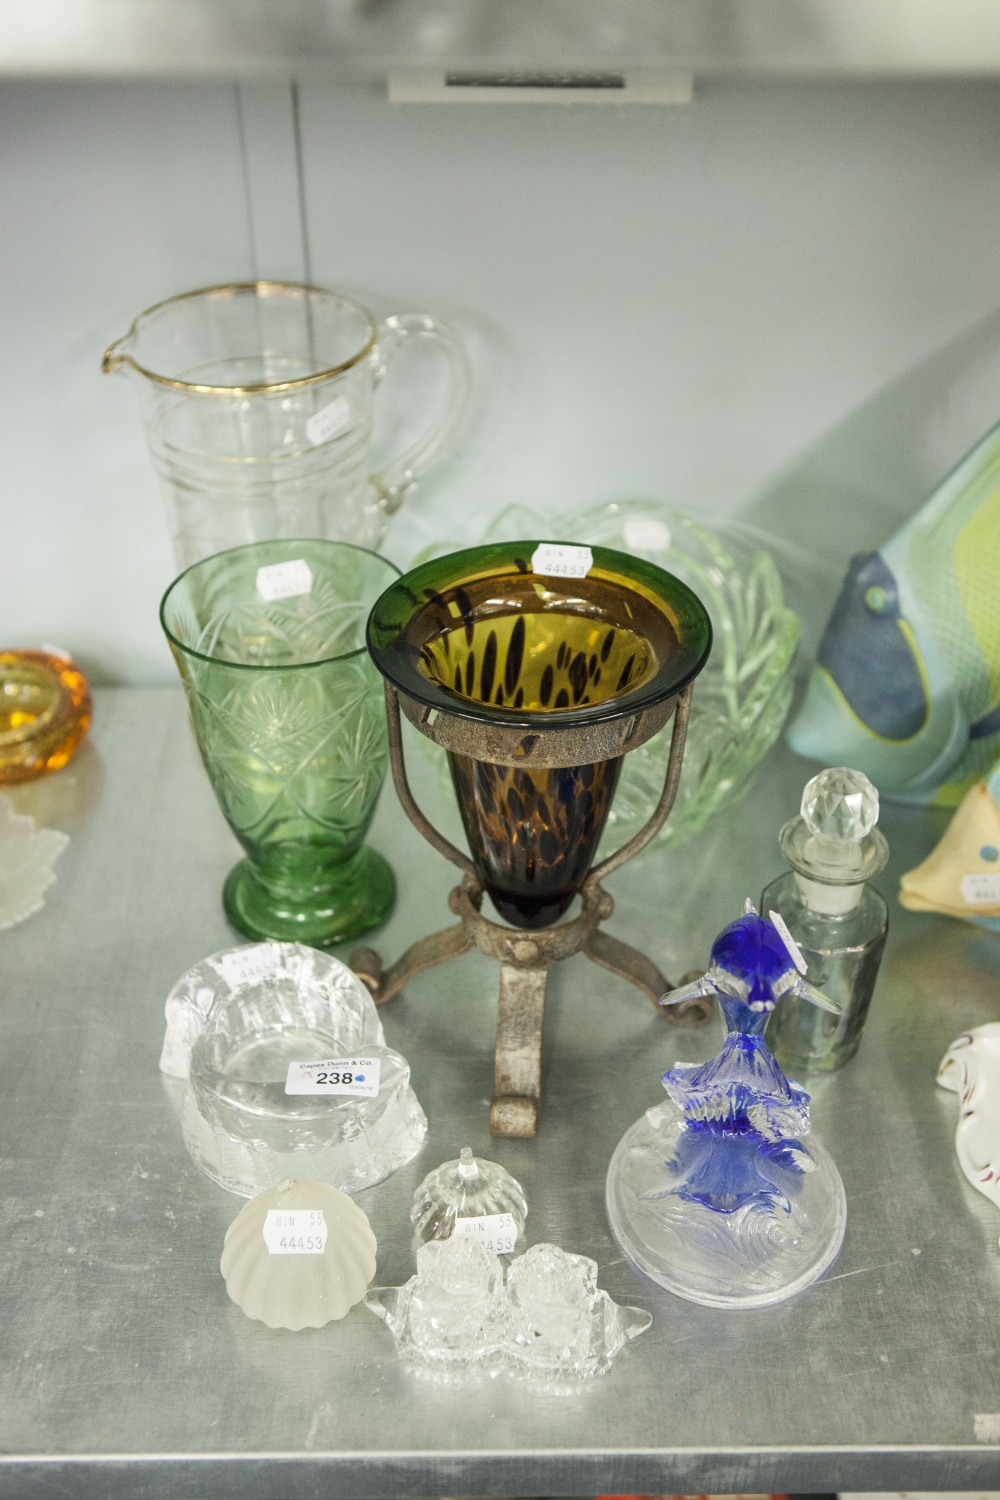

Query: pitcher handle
[{"left": 371, "top": 313, "right": 470, "bottom": 515}]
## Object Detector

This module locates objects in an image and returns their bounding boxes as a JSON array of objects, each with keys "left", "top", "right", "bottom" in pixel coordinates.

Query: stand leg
[
  {"left": 351, "top": 922, "right": 472, "bottom": 1006},
  {"left": 490, "top": 963, "right": 547, "bottom": 1139},
  {"left": 584, "top": 930, "right": 713, "bottom": 1026}
]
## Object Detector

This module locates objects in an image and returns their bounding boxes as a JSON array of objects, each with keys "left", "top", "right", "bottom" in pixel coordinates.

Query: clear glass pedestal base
[{"left": 606, "top": 1099, "right": 847, "bottom": 1309}]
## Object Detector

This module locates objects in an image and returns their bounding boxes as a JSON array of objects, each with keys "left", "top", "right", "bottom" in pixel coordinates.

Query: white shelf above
[{"left": 5, "top": 0, "right": 1000, "bottom": 80}]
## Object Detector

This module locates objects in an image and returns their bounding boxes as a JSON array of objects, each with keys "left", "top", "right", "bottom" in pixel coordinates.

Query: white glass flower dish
[
  {"left": 938, "top": 1024, "right": 1000, "bottom": 1239},
  {"left": 0, "top": 793, "right": 69, "bottom": 929}
]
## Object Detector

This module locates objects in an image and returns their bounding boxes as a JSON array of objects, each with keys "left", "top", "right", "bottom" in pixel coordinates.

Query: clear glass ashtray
[
  {"left": 417, "top": 500, "right": 800, "bottom": 848},
  {"left": 159, "top": 942, "right": 427, "bottom": 1198}
]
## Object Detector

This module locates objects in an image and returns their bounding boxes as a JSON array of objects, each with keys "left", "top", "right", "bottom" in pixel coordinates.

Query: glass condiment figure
[
  {"left": 367, "top": 1236, "right": 508, "bottom": 1372},
  {"left": 606, "top": 902, "right": 846, "bottom": 1308},
  {"left": 410, "top": 1147, "right": 528, "bottom": 1244},
  {"left": 762, "top": 766, "right": 889, "bottom": 1075},
  {"left": 504, "top": 1243, "right": 651, "bottom": 1378},
  {"left": 365, "top": 1237, "right": 650, "bottom": 1379}
]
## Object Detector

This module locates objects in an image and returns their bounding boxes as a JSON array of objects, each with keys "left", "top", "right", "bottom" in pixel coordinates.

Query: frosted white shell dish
[
  {"left": 0, "top": 793, "right": 69, "bottom": 929},
  {"left": 938, "top": 1024, "right": 1000, "bottom": 1236},
  {"left": 159, "top": 942, "right": 428, "bottom": 1197},
  {"left": 221, "top": 1178, "right": 377, "bottom": 1330}
]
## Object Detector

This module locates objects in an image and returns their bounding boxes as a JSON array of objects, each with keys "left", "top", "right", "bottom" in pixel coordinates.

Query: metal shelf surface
[{"left": 2, "top": 685, "right": 999, "bottom": 1498}]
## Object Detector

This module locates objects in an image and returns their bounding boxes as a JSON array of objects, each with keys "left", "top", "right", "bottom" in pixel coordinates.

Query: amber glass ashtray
[{"left": 0, "top": 649, "right": 92, "bottom": 784}]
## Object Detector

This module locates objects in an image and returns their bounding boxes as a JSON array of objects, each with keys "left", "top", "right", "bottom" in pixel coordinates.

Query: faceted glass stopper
[
  {"left": 410, "top": 1146, "right": 528, "bottom": 1243},
  {"left": 779, "top": 765, "right": 889, "bottom": 888},
  {"left": 801, "top": 766, "right": 879, "bottom": 842}
]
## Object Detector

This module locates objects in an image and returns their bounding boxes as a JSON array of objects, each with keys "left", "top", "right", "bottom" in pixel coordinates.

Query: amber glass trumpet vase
[{"left": 363, "top": 540, "right": 712, "bottom": 1136}]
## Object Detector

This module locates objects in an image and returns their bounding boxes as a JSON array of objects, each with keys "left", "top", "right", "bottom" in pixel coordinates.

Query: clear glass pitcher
[{"left": 103, "top": 281, "right": 469, "bottom": 569}]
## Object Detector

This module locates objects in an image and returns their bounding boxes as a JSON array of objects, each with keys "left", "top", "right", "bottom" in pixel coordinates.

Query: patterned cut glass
[{"left": 161, "top": 539, "right": 399, "bottom": 946}]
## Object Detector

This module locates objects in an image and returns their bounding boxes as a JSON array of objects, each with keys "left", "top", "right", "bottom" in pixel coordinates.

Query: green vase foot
[{"left": 222, "top": 846, "right": 396, "bottom": 948}]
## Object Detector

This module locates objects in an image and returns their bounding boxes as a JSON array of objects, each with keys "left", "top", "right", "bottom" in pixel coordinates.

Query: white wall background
[{"left": 2, "top": 76, "right": 999, "bottom": 682}]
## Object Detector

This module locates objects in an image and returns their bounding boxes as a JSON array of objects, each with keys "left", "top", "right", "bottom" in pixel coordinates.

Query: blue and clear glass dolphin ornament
[
  {"left": 606, "top": 901, "right": 848, "bottom": 1306},
  {"left": 656, "top": 901, "right": 841, "bottom": 1215},
  {"left": 662, "top": 898, "right": 840, "bottom": 1021}
]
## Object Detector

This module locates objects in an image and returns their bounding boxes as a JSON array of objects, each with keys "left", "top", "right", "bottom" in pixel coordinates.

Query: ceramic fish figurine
[
  {"left": 937, "top": 1025, "right": 1000, "bottom": 1234},
  {"left": 788, "top": 420, "right": 1000, "bottom": 805},
  {"left": 899, "top": 752, "right": 1000, "bottom": 931}
]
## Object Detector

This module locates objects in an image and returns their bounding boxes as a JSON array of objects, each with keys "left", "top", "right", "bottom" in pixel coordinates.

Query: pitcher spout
[{"left": 101, "top": 335, "right": 131, "bottom": 375}]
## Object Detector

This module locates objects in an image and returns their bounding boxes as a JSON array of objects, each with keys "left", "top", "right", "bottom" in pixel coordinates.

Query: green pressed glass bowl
[
  {"left": 367, "top": 539, "right": 712, "bottom": 927},
  {"left": 415, "top": 502, "right": 801, "bottom": 851}
]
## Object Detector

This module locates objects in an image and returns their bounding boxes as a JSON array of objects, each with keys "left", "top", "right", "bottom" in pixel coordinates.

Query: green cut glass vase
[
  {"left": 161, "top": 539, "right": 400, "bottom": 946},
  {"left": 367, "top": 541, "right": 712, "bottom": 929}
]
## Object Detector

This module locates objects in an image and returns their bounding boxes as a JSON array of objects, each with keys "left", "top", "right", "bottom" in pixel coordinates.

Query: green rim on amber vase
[
  {"left": 160, "top": 538, "right": 401, "bottom": 948},
  {"left": 366, "top": 541, "right": 712, "bottom": 929},
  {"left": 366, "top": 540, "right": 712, "bottom": 729}
]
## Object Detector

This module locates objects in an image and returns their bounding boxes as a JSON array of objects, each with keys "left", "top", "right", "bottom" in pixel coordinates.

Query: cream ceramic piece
[
  {"left": 938, "top": 1025, "right": 1000, "bottom": 1230},
  {"left": 220, "top": 1178, "right": 377, "bottom": 1330},
  {"left": 0, "top": 793, "right": 69, "bottom": 929},
  {"left": 900, "top": 774, "right": 1000, "bottom": 926}
]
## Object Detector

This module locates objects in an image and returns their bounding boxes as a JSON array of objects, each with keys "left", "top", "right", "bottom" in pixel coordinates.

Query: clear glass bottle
[{"left": 762, "top": 767, "right": 889, "bottom": 1075}]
